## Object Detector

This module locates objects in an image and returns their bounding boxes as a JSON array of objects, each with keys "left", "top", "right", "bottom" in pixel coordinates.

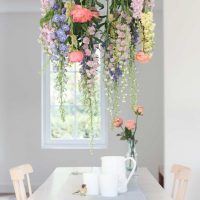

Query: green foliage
[{"left": 40, "top": 10, "right": 54, "bottom": 27}]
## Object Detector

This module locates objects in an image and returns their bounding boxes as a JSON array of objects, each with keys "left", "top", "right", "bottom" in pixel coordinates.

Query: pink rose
[
  {"left": 113, "top": 117, "right": 123, "bottom": 127},
  {"left": 125, "top": 120, "right": 136, "bottom": 130},
  {"left": 68, "top": 51, "right": 84, "bottom": 63},
  {"left": 70, "top": 5, "right": 93, "bottom": 23},
  {"left": 135, "top": 51, "right": 151, "bottom": 64},
  {"left": 134, "top": 105, "right": 144, "bottom": 115}
]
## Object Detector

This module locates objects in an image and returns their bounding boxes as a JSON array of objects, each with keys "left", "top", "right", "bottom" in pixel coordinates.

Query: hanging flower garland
[
  {"left": 103, "top": 0, "right": 155, "bottom": 122},
  {"left": 39, "top": 0, "right": 155, "bottom": 138}
]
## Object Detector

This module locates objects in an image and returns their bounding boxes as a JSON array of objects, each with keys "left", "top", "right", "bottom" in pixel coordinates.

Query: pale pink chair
[
  {"left": 9, "top": 164, "right": 33, "bottom": 200},
  {"left": 171, "top": 164, "right": 191, "bottom": 200}
]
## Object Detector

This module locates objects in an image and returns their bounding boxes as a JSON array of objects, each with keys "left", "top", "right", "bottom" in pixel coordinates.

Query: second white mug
[
  {"left": 99, "top": 173, "right": 118, "bottom": 197},
  {"left": 83, "top": 173, "right": 99, "bottom": 195}
]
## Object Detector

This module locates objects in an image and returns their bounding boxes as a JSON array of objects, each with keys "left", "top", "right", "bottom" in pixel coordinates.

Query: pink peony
[
  {"left": 70, "top": 5, "right": 93, "bottom": 23},
  {"left": 113, "top": 117, "right": 123, "bottom": 127},
  {"left": 135, "top": 51, "right": 151, "bottom": 64},
  {"left": 125, "top": 120, "right": 136, "bottom": 130},
  {"left": 68, "top": 51, "right": 84, "bottom": 62},
  {"left": 134, "top": 105, "right": 144, "bottom": 115}
]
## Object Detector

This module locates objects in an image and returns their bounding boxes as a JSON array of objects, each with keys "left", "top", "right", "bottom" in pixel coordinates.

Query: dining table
[{"left": 29, "top": 167, "right": 172, "bottom": 200}]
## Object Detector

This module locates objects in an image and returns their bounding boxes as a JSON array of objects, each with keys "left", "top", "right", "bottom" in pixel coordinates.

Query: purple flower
[
  {"left": 62, "top": 8, "right": 66, "bottom": 14},
  {"left": 51, "top": 44, "right": 58, "bottom": 54},
  {"left": 52, "top": 14, "right": 60, "bottom": 23},
  {"left": 59, "top": 44, "right": 68, "bottom": 52},
  {"left": 60, "top": 14, "right": 66, "bottom": 22},
  {"left": 62, "top": 24, "right": 70, "bottom": 32},
  {"left": 56, "top": 29, "right": 65, "bottom": 37},
  {"left": 133, "top": 28, "right": 139, "bottom": 44},
  {"left": 52, "top": 3, "right": 59, "bottom": 10},
  {"left": 58, "top": 34, "right": 68, "bottom": 42}
]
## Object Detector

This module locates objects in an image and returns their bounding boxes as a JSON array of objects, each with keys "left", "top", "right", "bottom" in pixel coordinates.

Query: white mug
[
  {"left": 83, "top": 173, "right": 99, "bottom": 195},
  {"left": 101, "top": 156, "right": 136, "bottom": 193},
  {"left": 99, "top": 173, "right": 118, "bottom": 197}
]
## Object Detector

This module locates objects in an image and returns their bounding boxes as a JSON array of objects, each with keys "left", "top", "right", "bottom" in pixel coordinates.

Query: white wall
[
  {"left": 164, "top": 0, "right": 200, "bottom": 199},
  {"left": 0, "top": 10, "right": 163, "bottom": 192}
]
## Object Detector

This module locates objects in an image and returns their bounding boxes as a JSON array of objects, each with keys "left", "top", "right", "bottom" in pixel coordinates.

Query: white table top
[{"left": 29, "top": 167, "right": 172, "bottom": 200}]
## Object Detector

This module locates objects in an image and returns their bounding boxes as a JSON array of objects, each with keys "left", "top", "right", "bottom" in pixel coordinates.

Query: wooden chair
[
  {"left": 171, "top": 164, "right": 191, "bottom": 200},
  {"left": 9, "top": 164, "right": 33, "bottom": 200}
]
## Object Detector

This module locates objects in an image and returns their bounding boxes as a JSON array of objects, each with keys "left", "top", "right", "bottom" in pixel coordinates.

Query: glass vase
[{"left": 126, "top": 139, "right": 138, "bottom": 171}]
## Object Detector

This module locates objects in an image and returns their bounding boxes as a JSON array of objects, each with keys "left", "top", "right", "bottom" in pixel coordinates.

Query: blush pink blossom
[
  {"left": 125, "top": 120, "right": 136, "bottom": 130},
  {"left": 68, "top": 51, "right": 84, "bottom": 62},
  {"left": 135, "top": 51, "right": 151, "bottom": 63},
  {"left": 113, "top": 117, "right": 123, "bottom": 127},
  {"left": 83, "top": 37, "right": 90, "bottom": 44},
  {"left": 134, "top": 105, "right": 144, "bottom": 115},
  {"left": 87, "top": 26, "right": 96, "bottom": 35},
  {"left": 85, "top": 49, "right": 91, "bottom": 56},
  {"left": 70, "top": 5, "right": 93, "bottom": 23}
]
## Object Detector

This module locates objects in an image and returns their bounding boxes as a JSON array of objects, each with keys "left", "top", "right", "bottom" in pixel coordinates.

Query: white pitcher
[{"left": 101, "top": 156, "right": 136, "bottom": 193}]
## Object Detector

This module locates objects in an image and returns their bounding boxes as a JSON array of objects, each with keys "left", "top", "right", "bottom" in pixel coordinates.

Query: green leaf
[{"left": 40, "top": 10, "right": 54, "bottom": 27}]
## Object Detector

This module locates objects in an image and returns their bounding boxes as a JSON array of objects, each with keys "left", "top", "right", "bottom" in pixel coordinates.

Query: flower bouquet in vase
[{"left": 114, "top": 105, "right": 144, "bottom": 171}]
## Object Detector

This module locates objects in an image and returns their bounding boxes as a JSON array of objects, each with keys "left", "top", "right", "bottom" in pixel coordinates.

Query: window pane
[
  {"left": 51, "top": 106, "right": 75, "bottom": 139},
  {"left": 75, "top": 105, "right": 101, "bottom": 139},
  {"left": 49, "top": 61, "right": 101, "bottom": 140}
]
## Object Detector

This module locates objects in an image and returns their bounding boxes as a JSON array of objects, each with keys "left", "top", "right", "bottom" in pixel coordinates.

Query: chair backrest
[
  {"left": 10, "top": 164, "right": 33, "bottom": 200},
  {"left": 171, "top": 164, "right": 191, "bottom": 200}
]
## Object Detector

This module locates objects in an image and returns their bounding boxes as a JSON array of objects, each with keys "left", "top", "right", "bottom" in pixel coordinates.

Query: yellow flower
[{"left": 141, "top": 12, "right": 155, "bottom": 54}]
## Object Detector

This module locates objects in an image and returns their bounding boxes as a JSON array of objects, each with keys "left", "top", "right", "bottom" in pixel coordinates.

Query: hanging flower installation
[{"left": 39, "top": 0, "right": 155, "bottom": 138}]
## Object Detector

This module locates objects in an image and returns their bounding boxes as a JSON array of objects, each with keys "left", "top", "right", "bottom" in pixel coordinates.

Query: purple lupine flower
[
  {"left": 62, "top": 24, "right": 70, "bottom": 32},
  {"left": 52, "top": 3, "right": 59, "bottom": 10},
  {"left": 131, "top": 0, "right": 144, "bottom": 19},
  {"left": 56, "top": 29, "right": 65, "bottom": 37},
  {"left": 60, "top": 14, "right": 66, "bottom": 22},
  {"left": 59, "top": 44, "right": 68, "bottom": 52},
  {"left": 62, "top": 8, "right": 66, "bottom": 14},
  {"left": 58, "top": 34, "right": 68, "bottom": 42},
  {"left": 52, "top": 14, "right": 60, "bottom": 23},
  {"left": 133, "top": 28, "right": 139, "bottom": 44},
  {"left": 51, "top": 44, "right": 58, "bottom": 54}
]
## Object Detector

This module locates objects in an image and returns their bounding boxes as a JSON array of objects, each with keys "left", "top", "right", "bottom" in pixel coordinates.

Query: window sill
[{"left": 41, "top": 139, "right": 107, "bottom": 149}]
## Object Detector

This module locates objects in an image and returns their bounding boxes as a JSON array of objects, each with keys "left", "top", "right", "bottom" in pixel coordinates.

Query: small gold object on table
[{"left": 73, "top": 184, "right": 87, "bottom": 196}]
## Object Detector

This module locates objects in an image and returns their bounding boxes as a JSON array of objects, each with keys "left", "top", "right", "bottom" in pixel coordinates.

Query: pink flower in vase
[
  {"left": 68, "top": 51, "right": 84, "bottom": 63},
  {"left": 125, "top": 120, "right": 136, "bottom": 130},
  {"left": 113, "top": 118, "right": 123, "bottom": 127},
  {"left": 134, "top": 105, "right": 144, "bottom": 115}
]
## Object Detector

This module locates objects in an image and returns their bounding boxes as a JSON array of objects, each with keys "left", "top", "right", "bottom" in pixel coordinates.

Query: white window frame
[{"left": 41, "top": 54, "right": 107, "bottom": 149}]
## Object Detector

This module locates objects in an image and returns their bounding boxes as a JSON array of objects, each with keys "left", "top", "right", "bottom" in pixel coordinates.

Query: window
[{"left": 42, "top": 54, "right": 107, "bottom": 149}]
